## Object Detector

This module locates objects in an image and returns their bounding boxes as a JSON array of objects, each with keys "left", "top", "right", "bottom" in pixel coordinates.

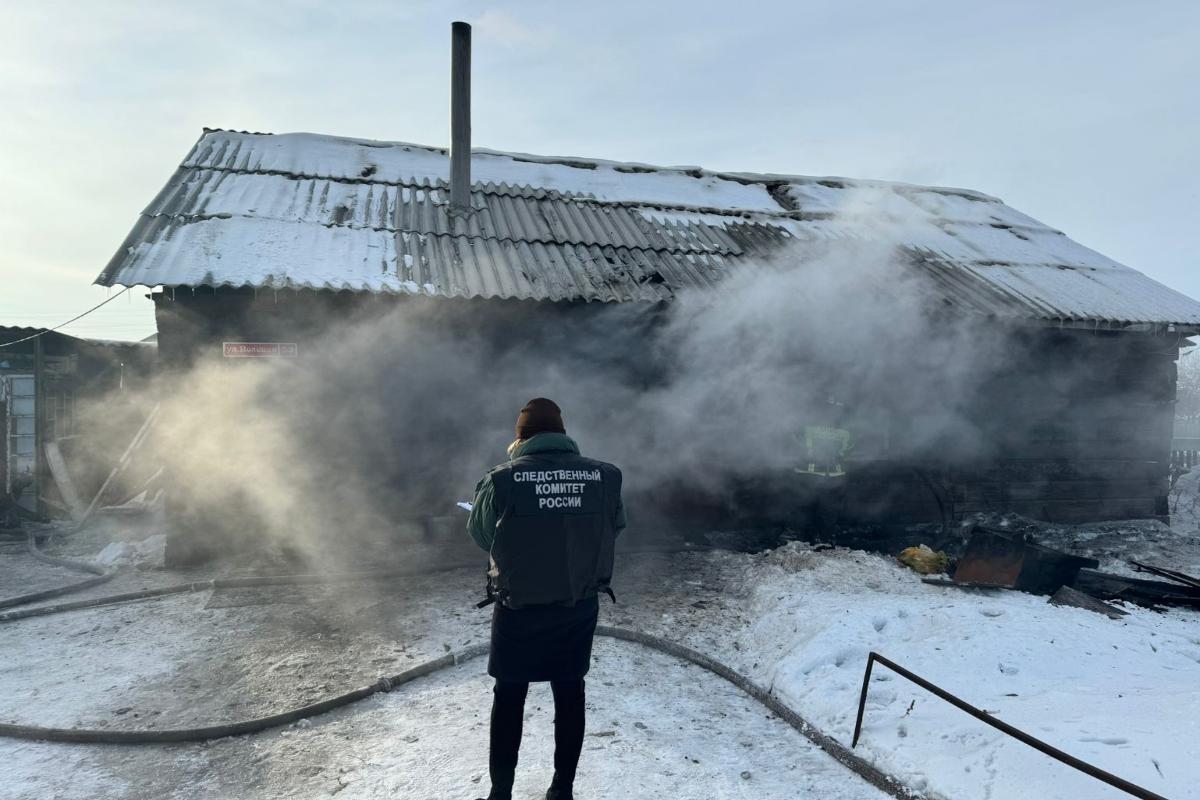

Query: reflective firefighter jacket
[
  {"left": 468, "top": 433, "right": 625, "bottom": 609},
  {"left": 797, "top": 425, "right": 853, "bottom": 477}
]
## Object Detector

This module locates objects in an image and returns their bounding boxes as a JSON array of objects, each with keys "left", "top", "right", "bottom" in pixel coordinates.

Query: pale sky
[{"left": 1, "top": 0, "right": 1196, "bottom": 341}]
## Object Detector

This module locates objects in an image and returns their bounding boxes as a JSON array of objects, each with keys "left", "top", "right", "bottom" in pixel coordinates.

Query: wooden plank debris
[{"left": 1048, "top": 586, "right": 1128, "bottom": 619}]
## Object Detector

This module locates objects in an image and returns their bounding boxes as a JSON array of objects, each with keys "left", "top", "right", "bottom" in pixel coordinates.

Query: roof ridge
[
  {"left": 193, "top": 128, "right": 1003, "bottom": 204},
  {"left": 172, "top": 162, "right": 1031, "bottom": 231}
]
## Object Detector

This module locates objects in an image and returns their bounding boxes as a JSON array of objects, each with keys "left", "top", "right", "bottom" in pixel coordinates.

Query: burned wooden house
[{"left": 94, "top": 128, "right": 1200, "bottom": 549}]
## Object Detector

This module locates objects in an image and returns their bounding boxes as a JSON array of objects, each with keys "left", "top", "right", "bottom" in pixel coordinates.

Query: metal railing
[
  {"left": 1170, "top": 448, "right": 1199, "bottom": 471},
  {"left": 853, "top": 651, "right": 1169, "bottom": 800},
  {"left": 1169, "top": 448, "right": 1199, "bottom": 491}
]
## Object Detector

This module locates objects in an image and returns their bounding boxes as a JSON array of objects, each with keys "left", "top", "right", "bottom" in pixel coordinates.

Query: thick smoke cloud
[{"left": 82, "top": 209, "right": 1102, "bottom": 566}]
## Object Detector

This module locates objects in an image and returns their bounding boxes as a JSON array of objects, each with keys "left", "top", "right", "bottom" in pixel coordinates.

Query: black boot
[
  {"left": 479, "top": 784, "right": 512, "bottom": 800},
  {"left": 545, "top": 773, "right": 574, "bottom": 800},
  {"left": 477, "top": 789, "right": 511, "bottom": 800}
]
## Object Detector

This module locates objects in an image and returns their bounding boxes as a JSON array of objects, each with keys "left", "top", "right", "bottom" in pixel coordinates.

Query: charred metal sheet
[
  {"left": 952, "top": 529, "right": 1098, "bottom": 595},
  {"left": 953, "top": 530, "right": 1026, "bottom": 587},
  {"left": 1074, "top": 569, "right": 1200, "bottom": 609}
]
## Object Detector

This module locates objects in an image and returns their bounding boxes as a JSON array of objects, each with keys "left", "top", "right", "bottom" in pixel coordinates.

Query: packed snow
[
  {"left": 2, "top": 482, "right": 1198, "bottom": 798},
  {"left": 1, "top": 638, "right": 896, "bottom": 800},
  {"left": 726, "top": 544, "right": 1198, "bottom": 799}
]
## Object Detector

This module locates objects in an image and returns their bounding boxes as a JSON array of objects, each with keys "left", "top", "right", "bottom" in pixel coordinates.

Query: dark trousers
[{"left": 489, "top": 678, "right": 586, "bottom": 798}]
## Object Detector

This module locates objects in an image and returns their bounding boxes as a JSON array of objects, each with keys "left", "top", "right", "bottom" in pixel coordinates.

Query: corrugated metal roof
[
  {"left": 138, "top": 168, "right": 763, "bottom": 255},
  {"left": 97, "top": 129, "right": 1200, "bottom": 330},
  {"left": 0, "top": 327, "right": 154, "bottom": 350}
]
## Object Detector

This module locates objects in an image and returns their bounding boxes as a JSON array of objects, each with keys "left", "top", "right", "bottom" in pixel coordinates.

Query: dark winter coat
[
  {"left": 468, "top": 432, "right": 625, "bottom": 609},
  {"left": 468, "top": 433, "right": 625, "bottom": 682}
]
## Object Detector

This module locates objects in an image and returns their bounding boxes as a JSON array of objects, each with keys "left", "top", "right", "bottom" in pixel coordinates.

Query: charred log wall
[
  {"left": 153, "top": 290, "right": 1182, "bottom": 548},
  {"left": 151, "top": 288, "right": 661, "bottom": 564},
  {"left": 843, "top": 328, "right": 1179, "bottom": 526}
]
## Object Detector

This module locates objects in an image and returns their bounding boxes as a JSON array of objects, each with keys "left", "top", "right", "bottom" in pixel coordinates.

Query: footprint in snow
[
  {"left": 830, "top": 646, "right": 862, "bottom": 669},
  {"left": 871, "top": 616, "right": 888, "bottom": 632},
  {"left": 998, "top": 663, "right": 1019, "bottom": 675},
  {"left": 1081, "top": 736, "right": 1129, "bottom": 746}
]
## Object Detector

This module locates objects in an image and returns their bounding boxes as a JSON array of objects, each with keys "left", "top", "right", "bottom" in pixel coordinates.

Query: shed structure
[
  {"left": 0, "top": 328, "right": 155, "bottom": 519},
  {"left": 97, "top": 129, "right": 1200, "bottom": 544}
]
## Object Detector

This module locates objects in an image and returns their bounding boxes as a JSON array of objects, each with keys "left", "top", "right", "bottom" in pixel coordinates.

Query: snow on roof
[
  {"left": 97, "top": 129, "right": 1200, "bottom": 330},
  {"left": 0, "top": 326, "right": 154, "bottom": 351}
]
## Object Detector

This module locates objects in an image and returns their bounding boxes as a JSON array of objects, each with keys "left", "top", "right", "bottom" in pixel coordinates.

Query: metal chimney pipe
[{"left": 449, "top": 21, "right": 472, "bottom": 214}]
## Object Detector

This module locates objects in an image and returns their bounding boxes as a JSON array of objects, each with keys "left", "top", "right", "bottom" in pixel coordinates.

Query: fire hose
[
  {"left": 0, "top": 532, "right": 116, "bottom": 611},
  {"left": 0, "top": 542, "right": 715, "bottom": 623},
  {"left": 0, "top": 548, "right": 1176, "bottom": 800},
  {"left": 0, "top": 627, "right": 915, "bottom": 800},
  {"left": 0, "top": 553, "right": 919, "bottom": 800},
  {"left": 0, "top": 562, "right": 482, "bottom": 623}
]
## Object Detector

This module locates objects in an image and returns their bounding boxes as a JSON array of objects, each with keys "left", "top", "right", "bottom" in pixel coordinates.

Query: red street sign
[{"left": 222, "top": 342, "right": 299, "bottom": 358}]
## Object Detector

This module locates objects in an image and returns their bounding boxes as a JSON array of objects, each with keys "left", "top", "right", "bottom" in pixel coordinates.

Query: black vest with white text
[{"left": 488, "top": 451, "right": 622, "bottom": 609}]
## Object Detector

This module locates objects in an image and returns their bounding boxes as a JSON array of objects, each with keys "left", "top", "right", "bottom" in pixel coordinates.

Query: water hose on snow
[
  {"left": 0, "top": 533, "right": 115, "bottom": 611},
  {"left": 0, "top": 542, "right": 1171, "bottom": 799},
  {"left": 0, "top": 562, "right": 482, "bottom": 623},
  {"left": 0, "top": 585, "right": 918, "bottom": 800},
  {"left": 0, "top": 544, "right": 715, "bottom": 622}
]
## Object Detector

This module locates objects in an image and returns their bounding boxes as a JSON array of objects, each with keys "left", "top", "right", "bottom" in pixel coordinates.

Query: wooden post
[
  {"left": 450, "top": 21, "right": 472, "bottom": 215},
  {"left": 76, "top": 403, "right": 160, "bottom": 529},
  {"left": 33, "top": 336, "right": 44, "bottom": 516}
]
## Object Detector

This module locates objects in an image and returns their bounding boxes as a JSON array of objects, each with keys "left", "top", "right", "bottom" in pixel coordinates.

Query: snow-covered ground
[
  {"left": 2, "top": 479, "right": 1199, "bottom": 799},
  {"left": 726, "top": 545, "right": 1198, "bottom": 799},
  {"left": 3, "top": 637, "right": 893, "bottom": 800},
  {"left": 0, "top": 554, "right": 890, "bottom": 800}
]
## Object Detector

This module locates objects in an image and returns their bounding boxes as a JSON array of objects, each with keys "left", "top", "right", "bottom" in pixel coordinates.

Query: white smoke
[{"left": 80, "top": 196, "right": 1084, "bottom": 564}]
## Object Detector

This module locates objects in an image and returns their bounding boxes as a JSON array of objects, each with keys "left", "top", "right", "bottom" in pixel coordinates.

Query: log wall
[
  {"left": 154, "top": 290, "right": 1183, "bottom": 531},
  {"left": 844, "top": 328, "right": 1180, "bottom": 525}
]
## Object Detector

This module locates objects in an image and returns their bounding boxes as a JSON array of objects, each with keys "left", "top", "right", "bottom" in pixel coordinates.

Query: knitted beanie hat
[{"left": 515, "top": 397, "right": 565, "bottom": 440}]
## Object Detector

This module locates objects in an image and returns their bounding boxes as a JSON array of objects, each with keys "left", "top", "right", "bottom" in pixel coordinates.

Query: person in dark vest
[{"left": 467, "top": 398, "right": 625, "bottom": 800}]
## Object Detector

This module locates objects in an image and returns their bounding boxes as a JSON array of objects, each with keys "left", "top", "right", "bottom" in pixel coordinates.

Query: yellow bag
[{"left": 898, "top": 545, "right": 949, "bottom": 575}]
